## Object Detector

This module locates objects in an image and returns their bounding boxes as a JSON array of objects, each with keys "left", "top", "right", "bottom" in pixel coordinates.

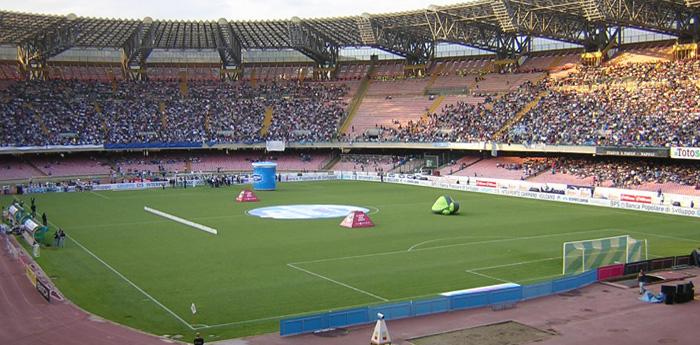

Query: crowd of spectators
[
  {"left": 3, "top": 58, "right": 700, "bottom": 148},
  {"left": 502, "top": 59, "right": 700, "bottom": 147},
  {"left": 337, "top": 154, "right": 407, "bottom": 172},
  {"left": 371, "top": 81, "right": 542, "bottom": 143},
  {"left": 497, "top": 158, "right": 554, "bottom": 179},
  {"left": 0, "top": 80, "right": 348, "bottom": 146},
  {"left": 553, "top": 158, "right": 700, "bottom": 189}
]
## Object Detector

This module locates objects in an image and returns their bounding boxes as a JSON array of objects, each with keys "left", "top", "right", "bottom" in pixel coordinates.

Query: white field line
[
  {"left": 287, "top": 263, "right": 388, "bottom": 302},
  {"left": 290, "top": 228, "right": 618, "bottom": 266},
  {"left": 469, "top": 256, "right": 562, "bottom": 272},
  {"left": 144, "top": 206, "right": 218, "bottom": 235},
  {"left": 408, "top": 235, "right": 511, "bottom": 252},
  {"left": 627, "top": 230, "right": 700, "bottom": 243},
  {"left": 464, "top": 269, "right": 511, "bottom": 283},
  {"left": 516, "top": 273, "right": 565, "bottom": 284},
  {"left": 199, "top": 253, "right": 595, "bottom": 329},
  {"left": 192, "top": 313, "right": 303, "bottom": 330},
  {"left": 48, "top": 221, "right": 194, "bottom": 330},
  {"left": 89, "top": 191, "right": 110, "bottom": 200}
]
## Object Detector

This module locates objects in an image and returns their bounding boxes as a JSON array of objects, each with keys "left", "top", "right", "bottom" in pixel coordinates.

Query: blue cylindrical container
[{"left": 252, "top": 162, "right": 277, "bottom": 191}]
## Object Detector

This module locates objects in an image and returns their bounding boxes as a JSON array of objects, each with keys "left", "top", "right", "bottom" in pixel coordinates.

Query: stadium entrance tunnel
[{"left": 247, "top": 204, "right": 370, "bottom": 219}]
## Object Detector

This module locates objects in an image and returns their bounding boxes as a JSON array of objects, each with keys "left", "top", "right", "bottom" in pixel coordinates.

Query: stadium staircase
[
  {"left": 493, "top": 90, "right": 547, "bottom": 139},
  {"left": 25, "top": 158, "right": 48, "bottom": 177},
  {"left": 178, "top": 71, "right": 189, "bottom": 97},
  {"left": 390, "top": 158, "right": 426, "bottom": 174},
  {"left": 25, "top": 103, "right": 49, "bottom": 135},
  {"left": 159, "top": 102, "right": 167, "bottom": 129},
  {"left": 250, "top": 69, "right": 257, "bottom": 87},
  {"left": 338, "top": 62, "right": 376, "bottom": 135},
  {"left": 95, "top": 102, "right": 109, "bottom": 141},
  {"left": 321, "top": 154, "right": 341, "bottom": 171},
  {"left": 422, "top": 95, "right": 445, "bottom": 120},
  {"left": 547, "top": 55, "right": 566, "bottom": 70},
  {"left": 260, "top": 106, "right": 274, "bottom": 136},
  {"left": 423, "top": 63, "right": 446, "bottom": 94}
]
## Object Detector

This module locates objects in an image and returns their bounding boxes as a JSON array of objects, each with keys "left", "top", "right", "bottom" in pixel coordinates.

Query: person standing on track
[
  {"left": 638, "top": 269, "right": 647, "bottom": 294},
  {"left": 55, "top": 228, "right": 66, "bottom": 248},
  {"left": 193, "top": 332, "right": 204, "bottom": 345}
]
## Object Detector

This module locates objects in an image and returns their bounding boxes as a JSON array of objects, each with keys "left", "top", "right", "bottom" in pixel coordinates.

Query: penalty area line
[
  {"left": 464, "top": 269, "right": 511, "bottom": 283},
  {"left": 287, "top": 263, "right": 389, "bottom": 302},
  {"left": 144, "top": 206, "right": 218, "bottom": 235},
  {"left": 48, "top": 221, "right": 195, "bottom": 330}
]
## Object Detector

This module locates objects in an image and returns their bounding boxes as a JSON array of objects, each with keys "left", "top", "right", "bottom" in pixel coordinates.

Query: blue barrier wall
[{"left": 280, "top": 270, "right": 598, "bottom": 336}]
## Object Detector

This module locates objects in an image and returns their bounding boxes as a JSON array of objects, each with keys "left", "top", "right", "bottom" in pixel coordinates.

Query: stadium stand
[{"left": 331, "top": 154, "right": 407, "bottom": 172}]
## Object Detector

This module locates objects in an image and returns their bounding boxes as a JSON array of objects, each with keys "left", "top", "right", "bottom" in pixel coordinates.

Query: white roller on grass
[{"left": 144, "top": 206, "right": 218, "bottom": 235}]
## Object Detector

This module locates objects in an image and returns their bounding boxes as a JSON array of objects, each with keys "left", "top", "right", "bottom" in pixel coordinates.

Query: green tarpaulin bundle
[{"left": 432, "top": 195, "right": 460, "bottom": 215}]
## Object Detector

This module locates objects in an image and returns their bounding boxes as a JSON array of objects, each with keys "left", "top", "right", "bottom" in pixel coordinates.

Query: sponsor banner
[
  {"left": 476, "top": 180, "right": 497, "bottom": 188},
  {"left": 595, "top": 146, "right": 669, "bottom": 158},
  {"left": 25, "top": 265, "right": 37, "bottom": 287},
  {"left": 620, "top": 194, "right": 652, "bottom": 204},
  {"left": 92, "top": 181, "right": 168, "bottom": 191},
  {"left": 266, "top": 140, "right": 286, "bottom": 152},
  {"left": 36, "top": 279, "right": 51, "bottom": 302},
  {"left": 670, "top": 147, "right": 700, "bottom": 160},
  {"left": 566, "top": 185, "right": 593, "bottom": 198},
  {"left": 333, "top": 171, "right": 700, "bottom": 219}
]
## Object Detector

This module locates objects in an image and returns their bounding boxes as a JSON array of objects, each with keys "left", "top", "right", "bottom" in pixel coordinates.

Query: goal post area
[{"left": 562, "top": 235, "right": 648, "bottom": 275}]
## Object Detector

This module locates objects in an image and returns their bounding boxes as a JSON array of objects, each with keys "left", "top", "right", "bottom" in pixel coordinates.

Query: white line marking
[
  {"left": 192, "top": 314, "right": 299, "bottom": 329},
  {"left": 516, "top": 273, "right": 564, "bottom": 284},
  {"left": 627, "top": 230, "right": 700, "bottom": 243},
  {"left": 408, "top": 235, "right": 511, "bottom": 252},
  {"left": 287, "top": 263, "right": 388, "bottom": 302},
  {"left": 469, "top": 256, "right": 562, "bottom": 272},
  {"left": 366, "top": 206, "right": 380, "bottom": 215},
  {"left": 89, "top": 191, "right": 110, "bottom": 200},
  {"left": 48, "top": 221, "right": 194, "bottom": 330},
  {"left": 291, "top": 228, "right": 616, "bottom": 266},
  {"left": 144, "top": 206, "right": 218, "bottom": 235},
  {"left": 465, "top": 270, "right": 511, "bottom": 283}
]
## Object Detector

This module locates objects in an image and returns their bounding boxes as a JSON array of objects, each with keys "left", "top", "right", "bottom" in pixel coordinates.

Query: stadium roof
[{"left": 2, "top": 0, "right": 699, "bottom": 70}]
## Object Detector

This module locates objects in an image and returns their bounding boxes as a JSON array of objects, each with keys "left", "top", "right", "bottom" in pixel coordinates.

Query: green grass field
[{"left": 3, "top": 180, "right": 700, "bottom": 340}]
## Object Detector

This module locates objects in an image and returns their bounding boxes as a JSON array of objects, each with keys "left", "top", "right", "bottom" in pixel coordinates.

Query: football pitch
[{"left": 3, "top": 180, "right": 700, "bottom": 340}]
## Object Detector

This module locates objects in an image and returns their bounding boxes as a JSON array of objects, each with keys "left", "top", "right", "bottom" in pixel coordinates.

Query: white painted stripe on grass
[
  {"left": 291, "top": 228, "right": 617, "bottom": 266},
  {"left": 627, "top": 230, "right": 700, "bottom": 243},
  {"left": 464, "top": 270, "right": 511, "bottom": 283},
  {"left": 469, "top": 256, "right": 562, "bottom": 272},
  {"left": 48, "top": 221, "right": 194, "bottom": 330},
  {"left": 89, "top": 191, "right": 110, "bottom": 200},
  {"left": 408, "top": 235, "right": 511, "bottom": 252},
  {"left": 287, "top": 263, "right": 388, "bottom": 302},
  {"left": 516, "top": 273, "right": 565, "bottom": 284},
  {"left": 144, "top": 206, "right": 218, "bottom": 235}
]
